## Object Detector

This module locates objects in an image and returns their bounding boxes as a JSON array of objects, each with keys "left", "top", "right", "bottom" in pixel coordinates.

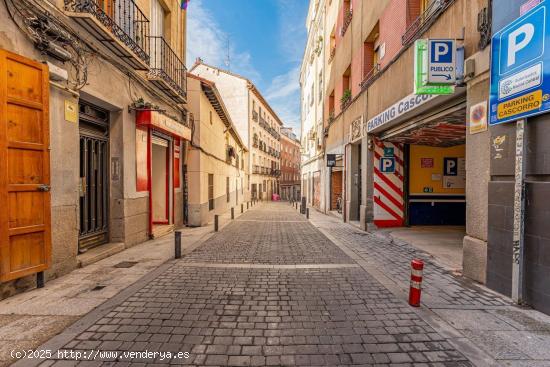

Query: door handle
[{"left": 37, "top": 184, "right": 50, "bottom": 192}]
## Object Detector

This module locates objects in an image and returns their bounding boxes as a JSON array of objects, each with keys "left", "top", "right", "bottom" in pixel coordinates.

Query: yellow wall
[{"left": 409, "top": 144, "right": 465, "bottom": 195}]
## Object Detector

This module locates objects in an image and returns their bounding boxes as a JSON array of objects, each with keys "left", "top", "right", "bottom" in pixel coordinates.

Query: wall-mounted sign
[
  {"left": 136, "top": 110, "right": 191, "bottom": 140},
  {"left": 64, "top": 100, "right": 78, "bottom": 123},
  {"left": 421, "top": 158, "right": 434, "bottom": 168},
  {"left": 380, "top": 157, "right": 396, "bottom": 173},
  {"left": 490, "top": 3, "right": 550, "bottom": 125},
  {"left": 383, "top": 147, "right": 394, "bottom": 157},
  {"left": 443, "top": 157, "right": 465, "bottom": 189},
  {"left": 427, "top": 39, "right": 457, "bottom": 84},
  {"left": 470, "top": 101, "right": 488, "bottom": 134},
  {"left": 414, "top": 39, "right": 455, "bottom": 95},
  {"left": 367, "top": 93, "right": 436, "bottom": 132},
  {"left": 327, "top": 154, "right": 337, "bottom": 167}
]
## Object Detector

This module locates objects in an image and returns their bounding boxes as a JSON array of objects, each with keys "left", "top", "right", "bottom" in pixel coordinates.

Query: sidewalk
[
  {"left": 308, "top": 208, "right": 550, "bottom": 366},
  {"left": 0, "top": 202, "right": 259, "bottom": 367}
]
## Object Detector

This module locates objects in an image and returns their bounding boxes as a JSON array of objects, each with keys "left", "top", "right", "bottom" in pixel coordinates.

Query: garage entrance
[{"left": 373, "top": 100, "right": 467, "bottom": 268}]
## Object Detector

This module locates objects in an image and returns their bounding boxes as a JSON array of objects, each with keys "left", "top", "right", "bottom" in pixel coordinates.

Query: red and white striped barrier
[
  {"left": 373, "top": 138, "right": 404, "bottom": 227},
  {"left": 409, "top": 259, "right": 424, "bottom": 307}
]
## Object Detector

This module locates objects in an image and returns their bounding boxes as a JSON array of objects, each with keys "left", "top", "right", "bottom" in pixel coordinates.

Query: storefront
[{"left": 136, "top": 110, "right": 190, "bottom": 238}]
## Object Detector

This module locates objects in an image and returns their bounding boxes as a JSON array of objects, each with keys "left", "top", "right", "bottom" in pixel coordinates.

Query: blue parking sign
[
  {"left": 380, "top": 157, "right": 395, "bottom": 173},
  {"left": 490, "top": 2, "right": 550, "bottom": 125}
]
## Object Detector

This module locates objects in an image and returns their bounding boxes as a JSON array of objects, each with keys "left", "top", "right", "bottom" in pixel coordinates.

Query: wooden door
[
  {"left": 100, "top": 0, "right": 115, "bottom": 19},
  {"left": 0, "top": 49, "right": 51, "bottom": 282}
]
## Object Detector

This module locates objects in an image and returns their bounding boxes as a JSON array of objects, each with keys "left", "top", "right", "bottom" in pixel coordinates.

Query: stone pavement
[
  {"left": 0, "top": 205, "right": 242, "bottom": 367},
  {"left": 308, "top": 208, "right": 550, "bottom": 366},
  {"left": 7, "top": 202, "right": 550, "bottom": 366}
]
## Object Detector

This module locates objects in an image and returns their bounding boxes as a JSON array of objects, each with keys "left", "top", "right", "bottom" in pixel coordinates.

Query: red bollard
[{"left": 409, "top": 259, "right": 424, "bottom": 307}]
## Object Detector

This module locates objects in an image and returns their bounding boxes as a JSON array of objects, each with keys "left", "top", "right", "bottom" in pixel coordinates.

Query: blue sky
[{"left": 186, "top": 0, "right": 309, "bottom": 135}]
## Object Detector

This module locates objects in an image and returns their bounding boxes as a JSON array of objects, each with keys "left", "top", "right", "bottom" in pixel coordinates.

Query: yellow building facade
[{"left": 186, "top": 75, "right": 249, "bottom": 226}]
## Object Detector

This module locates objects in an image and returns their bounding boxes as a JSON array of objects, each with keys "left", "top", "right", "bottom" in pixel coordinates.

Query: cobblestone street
[{"left": 21, "top": 202, "right": 485, "bottom": 367}]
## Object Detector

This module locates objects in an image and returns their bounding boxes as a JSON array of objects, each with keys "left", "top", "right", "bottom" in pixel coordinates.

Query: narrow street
[{"left": 23, "top": 202, "right": 477, "bottom": 366}]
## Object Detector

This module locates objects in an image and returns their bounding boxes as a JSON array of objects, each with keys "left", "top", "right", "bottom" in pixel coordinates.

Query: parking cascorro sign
[{"left": 490, "top": 1, "right": 550, "bottom": 125}]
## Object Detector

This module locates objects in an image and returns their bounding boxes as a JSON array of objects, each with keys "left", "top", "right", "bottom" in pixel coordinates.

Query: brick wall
[{"left": 378, "top": 0, "right": 408, "bottom": 69}]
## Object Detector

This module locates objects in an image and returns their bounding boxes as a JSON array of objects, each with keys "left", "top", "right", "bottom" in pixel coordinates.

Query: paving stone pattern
[
  {"left": 38, "top": 203, "right": 475, "bottom": 366},
  {"left": 184, "top": 209, "right": 350, "bottom": 265},
  {"left": 312, "top": 215, "right": 509, "bottom": 308}
]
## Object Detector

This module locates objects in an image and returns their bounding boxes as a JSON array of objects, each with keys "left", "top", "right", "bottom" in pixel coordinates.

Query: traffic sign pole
[{"left": 512, "top": 119, "right": 527, "bottom": 304}]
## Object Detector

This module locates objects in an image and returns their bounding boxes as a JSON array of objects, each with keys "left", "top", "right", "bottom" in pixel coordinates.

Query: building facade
[
  {"left": 302, "top": 0, "right": 550, "bottom": 315},
  {"left": 0, "top": 0, "right": 189, "bottom": 297},
  {"left": 280, "top": 127, "right": 301, "bottom": 201},
  {"left": 191, "top": 61, "right": 282, "bottom": 201},
  {"left": 186, "top": 75, "right": 248, "bottom": 226},
  {"left": 301, "top": 0, "right": 327, "bottom": 212}
]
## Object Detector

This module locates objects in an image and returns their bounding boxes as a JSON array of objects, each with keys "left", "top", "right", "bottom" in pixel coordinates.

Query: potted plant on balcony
[
  {"left": 132, "top": 97, "right": 160, "bottom": 111},
  {"left": 340, "top": 89, "right": 352, "bottom": 110}
]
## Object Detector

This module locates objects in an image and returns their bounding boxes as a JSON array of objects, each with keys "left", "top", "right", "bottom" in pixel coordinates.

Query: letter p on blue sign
[
  {"left": 380, "top": 157, "right": 395, "bottom": 173},
  {"left": 430, "top": 40, "right": 453, "bottom": 63},
  {"left": 499, "top": 6, "right": 545, "bottom": 75}
]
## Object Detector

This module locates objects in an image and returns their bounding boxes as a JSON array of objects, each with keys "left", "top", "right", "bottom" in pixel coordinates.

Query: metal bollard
[
  {"left": 409, "top": 259, "right": 424, "bottom": 307},
  {"left": 214, "top": 215, "right": 219, "bottom": 232},
  {"left": 306, "top": 208, "right": 309, "bottom": 219},
  {"left": 175, "top": 231, "right": 182, "bottom": 259},
  {"left": 301, "top": 197, "right": 306, "bottom": 214},
  {"left": 36, "top": 271, "right": 44, "bottom": 288},
  {"left": 231, "top": 207, "right": 234, "bottom": 220},
  {"left": 241, "top": 204, "right": 244, "bottom": 213}
]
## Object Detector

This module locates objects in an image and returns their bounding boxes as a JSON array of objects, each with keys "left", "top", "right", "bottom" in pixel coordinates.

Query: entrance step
[
  {"left": 77, "top": 242, "right": 125, "bottom": 268},
  {"left": 152, "top": 225, "right": 174, "bottom": 239}
]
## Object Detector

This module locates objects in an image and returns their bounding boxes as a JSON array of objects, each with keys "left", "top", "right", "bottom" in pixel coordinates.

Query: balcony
[
  {"left": 252, "top": 110, "right": 259, "bottom": 122},
  {"left": 328, "top": 46, "right": 336, "bottom": 63},
  {"left": 402, "top": 0, "right": 455, "bottom": 46},
  {"left": 147, "top": 36, "right": 187, "bottom": 103},
  {"left": 340, "top": 10, "right": 353, "bottom": 36},
  {"left": 64, "top": 0, "right": 150, "bottom": 70},
  {"left": 360, "top": 63, "right": 381, "bottom": 90}
]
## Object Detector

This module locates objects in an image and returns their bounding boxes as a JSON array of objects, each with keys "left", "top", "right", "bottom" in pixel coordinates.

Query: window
[
  {"left": 226, "top": 177, "right": 230, "bottom": 202},
  {"left": 209, "top": 110, "right": 213, "bottom": 124},
  {"left": 241, "top": 178, "right": 244, "bottom": 194},
  {"left": 208, "top": 174, "right": 214, "bottom": 210},
  {"left": 263, "top": 180, "right": 266, "bottom": 192}
]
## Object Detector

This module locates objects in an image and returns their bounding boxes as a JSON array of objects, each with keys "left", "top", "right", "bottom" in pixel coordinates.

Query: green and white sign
[{"left": 414, "top": 39, "right": 455, "bottom": 95}]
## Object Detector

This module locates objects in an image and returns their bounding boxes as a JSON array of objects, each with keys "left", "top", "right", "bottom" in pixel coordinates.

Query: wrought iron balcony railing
[
  {"left": 360, "top": 63, "right": 381, "bottom": 90},
  {"left": 65, "top": 0, "right": 150, "bottom": 69},
  {"left": 328, "top": 46, "right": 336, "bottom": 63},
  {"left": 402, "top": 0, "right": 454, "bottom": 46},
  {"left": 148, "top": 36, "right": 187, "bottom": 102},
  {"left": 340, "top": 10, "right": 353, "bottom": 36}
]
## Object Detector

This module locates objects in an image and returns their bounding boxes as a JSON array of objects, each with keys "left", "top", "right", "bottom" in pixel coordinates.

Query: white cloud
[
  {"left": 186, "top": 0, "right": 260, "bottom": 81},
  {"left": 266, "top": 65, "right": 302, "bottom": 135},
  {"left": 186, "top": 0, "right": 305, "bottom": 136}
]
